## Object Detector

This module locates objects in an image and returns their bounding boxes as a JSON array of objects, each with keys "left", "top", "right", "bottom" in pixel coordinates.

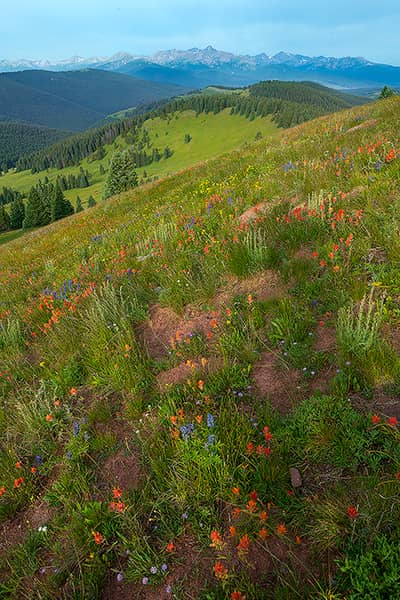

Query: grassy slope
[
  {"left": 0, "top": 109, "right": 278, "bottom": 207},
  {"left": 1, "top": 98, "right": 400, "bottom": 598}
]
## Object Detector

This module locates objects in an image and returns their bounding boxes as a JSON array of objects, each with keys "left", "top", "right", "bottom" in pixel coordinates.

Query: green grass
[
  {"left": 0, "top": 96, "right": 400, "bottom": 599},
  {"left": 0, "top": 108, "right": 278, "bottom": 212}
]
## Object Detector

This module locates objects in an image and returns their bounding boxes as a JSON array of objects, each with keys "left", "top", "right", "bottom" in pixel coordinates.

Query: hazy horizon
[{"left": 3, "top": 0, "right": 400, "bottom": 66}]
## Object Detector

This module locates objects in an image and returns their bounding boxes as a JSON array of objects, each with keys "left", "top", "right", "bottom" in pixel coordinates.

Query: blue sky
[{"left": 3, "top": 0, "right": 400, "bottom": 64}]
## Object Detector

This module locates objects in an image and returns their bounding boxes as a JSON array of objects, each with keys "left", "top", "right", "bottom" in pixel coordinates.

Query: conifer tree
[
  {"left": 9, "top": 198, "right": 25, "bottom": 230},
  {"left": 51, "top": 185, "right": 74, "bottom": 221},
  {"left": 103, "top": 150, "right": 138, "bottom": 199},
  {"left": 0, "top": 205, "right": 10, "bottom": 231},
  {"left": 88, "top": 195, "right": 97, "bottom": 207},
  {"left": 75, "top": 196, "right": 84, "bottom": 212},
  {"left": 24, "top": 187, "right": 43, "bottom": 228}
]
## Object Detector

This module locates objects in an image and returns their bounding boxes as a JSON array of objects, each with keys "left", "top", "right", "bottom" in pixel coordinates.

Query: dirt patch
[
  {"left": 350, "top": 389, "right": 400, "bottom": 420},
  {"left": 238, "top": 202, "right": 270, "bottom": 226},
  {"left": 382, "top": 323, "right": 400, "bottom": 353},
  {"left": 99, "top": 449, "right": 142, "bottom": 492},
  {"left": 0, "top": 500, "right": 52, "bottom": 555},
  {"left": 307, "top": 365, "right": 335, "bottom": 396},
  {"left": 157, "top": 362, "right": 194, "bottom": 390},
  {"left": 345, "top": 119, "right": 379, "bottom": 134},
  {"left": 313, "top": 325, "right": 336, "bottom": 353},
  {"left": 156, "top": 355, "right": 223, "bottom": 392},
  {"left": 252, "top": 352, "right": 302, "bottom": 414},
  {"left": 214, "top": 270, "right": 285, "bottom": 307},
  {"left": 140, "top": 305, "right": 219, "bottom": 361},
  {"left": 247, "top": 536, "right": 322, "bottom": 590},
  {"left": 293, "top": 246, "right": 314, "bottom": 261}
]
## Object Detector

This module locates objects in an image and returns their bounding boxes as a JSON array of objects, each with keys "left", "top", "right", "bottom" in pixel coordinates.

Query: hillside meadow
[
  {"left": 0, "top": 97, "right": 400, "bottom": 598},
  {"left": 0, "top": 109, "right": 278, "bottom": 211}
]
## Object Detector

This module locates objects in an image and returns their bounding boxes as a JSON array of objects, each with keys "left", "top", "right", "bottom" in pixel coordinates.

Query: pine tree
[
  {"left": 88, "top": 195, "right": 97, "bottom": 207},
  {"left": 51, "top": 185, "right": 74, "bottom": 221},
  {"left": 9, "top": 198, "right": 25, "bottom": 230},
  {"left": 75, "top": 196, "right": 84, "bottom": 212},
  {"left": 24, "top": 187, "right": 42, "bottom": 228},
  {"left": 103, "top": 150, "right": 138, "bottom": 199},
  {"left": 0, "top": 205, "right": 10, "bottom": 231},
  {"left": 379, "top": 86, "right": 395, "bottom": 99}
]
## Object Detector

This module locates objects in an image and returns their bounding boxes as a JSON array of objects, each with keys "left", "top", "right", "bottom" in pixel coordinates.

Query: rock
[{"left": 290, "top": 467, "right": 302, "bottom": 488}]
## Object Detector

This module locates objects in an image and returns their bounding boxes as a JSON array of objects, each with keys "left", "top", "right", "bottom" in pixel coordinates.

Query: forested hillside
[
  {"left": 0, "top": 69, "right": 186, "bottom": 130},
  {"left": 14, "top": 81, "right": 367, "bottom": 174},
  {"left": 0, "top": 122, "right": 69, "bottom": 170}
]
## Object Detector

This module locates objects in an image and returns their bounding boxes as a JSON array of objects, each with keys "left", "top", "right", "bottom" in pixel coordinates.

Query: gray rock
[{"left": 290, "top": 467, "right": 302, "bottom": 488}]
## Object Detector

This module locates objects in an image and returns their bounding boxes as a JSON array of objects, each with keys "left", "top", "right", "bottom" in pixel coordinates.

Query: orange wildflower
[
  {"left": 195, "top": 415, "right": 203, "bottom": 424},
  {"left": 112, "top": 487, "right": 123, "bottom": 499},
  {"left": 171, "top": 428, "right": 180, "bottom": 439},
  {"left": 295, "top": 535, "right": 302, "bottom": 544},
  {"left": 213, "top": 561, "right": 228, "bottom": 581},
  {"left": 247, "top": 294, "right": 253, "bottom": 304},
  {"left": 232, "top": 507, "right": 241, "bottom": 518},
  {"left": 229, "top": 526, "right": 237, "bottom": 537},
  {"left": 276, "top": 523, "right": 287, "bottom": 535},
  {"left": 15, "top": 461, "right": 22, "bottom": 469},
  {"left": 92, "top": 531, "right": 104, "bottom": 544},
  {"left": 30, "top": 467, "right": 37, "bottom": 474},
  {"left": 247, "top": 499, "right": 257, "bottom": 512},
  {"left": 232, "top": 486, "right": 240, "bottom": 496},
  {"left": 45, "top": 414, "right": 53, "bottom": 422},
  {"left": 70, "top": 387, "right": 77, "bottom": 396},
  {"left": 231, "top": 593, "right": 246, "bottom": 600},
  {"left": 197, "top": 380, "right": 205, "bottom": 391},
  {"left": 170, "top": 415, "right": 178, "bottom": 425},
  {"left": 166, "top": 542, "right": 175, "bottom": 553},
  {"left": 237, "top": 534, "right": 251, "bottom": 555},
  {"left": 13, "top": 477, "right": 24, "bottom": 488},
  {"left": 347, "top": 506, "right": 358, "bottom": 519},
  {"left": 0, "top": 486, "right": 6, "bottom": 496},
  {"left": 259, "top": 511, "right": 268, "bottom": 521},
  {"left": 259, "top": 527, "right": 269, "bottom": 540},
  {"left": 177, "top": 408, "right": 184, "bottom": 420},
  {"left": 210, "top": 318, "right": 218, "bottom": 329},
  {"left": 210, "top": 529, "right": 225, "bottom": 549},
  {"left": 246, "top": 442, "right": 254, "bottom": 454}
]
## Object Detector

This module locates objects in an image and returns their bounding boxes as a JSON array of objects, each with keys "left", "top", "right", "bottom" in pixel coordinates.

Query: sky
[{"left": 2, "top": 0, "right": 400, "bottom": 65}]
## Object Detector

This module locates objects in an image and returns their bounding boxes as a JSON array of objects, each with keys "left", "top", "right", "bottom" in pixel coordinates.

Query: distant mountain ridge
[
  {"left": 1, "top": 47, "right": 399, "bottom": 91},
  {"left": 0, "top": 69, "right": 186, "bottom": 131}
]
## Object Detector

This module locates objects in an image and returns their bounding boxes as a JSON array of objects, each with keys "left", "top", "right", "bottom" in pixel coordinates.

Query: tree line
[
  {"left": 0, "top": 122, "right": 67, "bottom": 171},
  {"left": 0, "top": 181, "right": 98, "bottom": 233}
]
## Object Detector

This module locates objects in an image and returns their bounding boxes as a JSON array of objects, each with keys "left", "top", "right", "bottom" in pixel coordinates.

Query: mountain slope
[
  {"left": 0, "top": 122, "right": 69, "bottom": 169},
  {"left": 0, "top": 69, "right": 186, "bottom": 130},
  {"left": 0, "top": 97, "right": 400, "bottom": 598}
]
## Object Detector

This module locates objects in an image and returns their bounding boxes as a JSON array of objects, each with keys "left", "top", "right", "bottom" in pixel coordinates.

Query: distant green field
[{"left": 0, "top": 109, "right": 278, "bottom": 209}]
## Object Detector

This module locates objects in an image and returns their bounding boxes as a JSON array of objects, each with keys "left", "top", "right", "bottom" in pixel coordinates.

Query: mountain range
[
  {"left": 0, "top": 70, "right": 185, "bottom": 131},
  {"left": 1, "top": 47, "right": 400, "bottom": 90}
]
